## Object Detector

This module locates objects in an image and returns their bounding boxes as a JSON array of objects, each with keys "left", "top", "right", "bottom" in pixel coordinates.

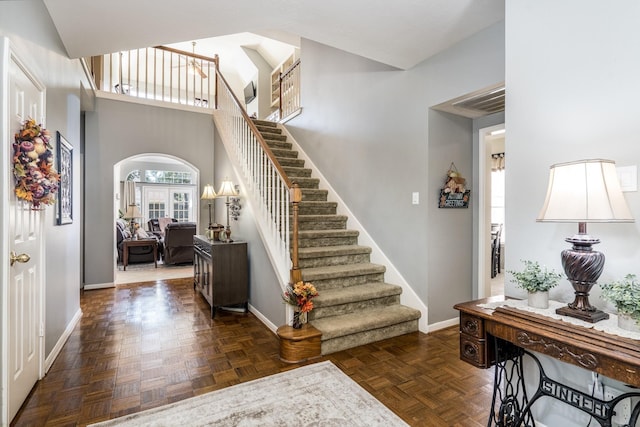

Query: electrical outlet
[{"left": 604, "top": 385, "right": 632, "bottom": 425}]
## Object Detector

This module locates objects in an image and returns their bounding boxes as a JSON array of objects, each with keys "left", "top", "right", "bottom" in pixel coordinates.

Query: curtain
[
  {"left": 123, "top": 181, "right": 136, "bottom": 209},
  {"left": 491, "top": 153, "right": 505, "bottom": 172}
]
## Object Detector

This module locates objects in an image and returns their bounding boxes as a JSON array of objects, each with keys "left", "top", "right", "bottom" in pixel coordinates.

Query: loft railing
[
  {"left": 279, "top": 59, "right": 301, "bottom": 121},
  {"left": 213, "top": 62, "right": 302, "bottom": 286},
  {"left": 87, "top": 46, "right": 217, "bottom": 109},
  {"left": 266, "top": 59, "right": 302, "bottom": 123}
]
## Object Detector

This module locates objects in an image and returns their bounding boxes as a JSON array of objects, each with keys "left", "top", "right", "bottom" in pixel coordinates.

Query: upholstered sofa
[
  {"left": 116, "top": 219, "right": 163, "bottom": 264},
  {"left": 163, "top": 222, "right": 196, "bottom": 265}
]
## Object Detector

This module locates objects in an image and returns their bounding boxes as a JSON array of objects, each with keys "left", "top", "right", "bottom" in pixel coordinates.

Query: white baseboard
[
  {"left": 427, "top": 317, "right": 459, "bottom": 333},
  {"left": 44, "top": 308, "right": 82, "bottom": 373},
  {"left": 248, "top": 304, "right": 278, "bottom": 334},
  {"left": 83, "top": 282, "right": 115, "bottom": 290}
]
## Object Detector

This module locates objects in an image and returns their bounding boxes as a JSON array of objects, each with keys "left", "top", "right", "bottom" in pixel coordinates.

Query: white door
[{"left": 3, "top": 44, "right": 46, "bottom": 424}]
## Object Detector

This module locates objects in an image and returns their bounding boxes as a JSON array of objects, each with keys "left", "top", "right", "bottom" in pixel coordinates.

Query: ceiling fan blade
[{"left": 191, "top": 60, "right": 208, "bottom": 79}]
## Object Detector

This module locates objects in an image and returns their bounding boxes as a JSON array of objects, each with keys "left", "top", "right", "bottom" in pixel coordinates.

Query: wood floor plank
[{"left": 10, "top": 278, "right": 494, "bottom": 426}]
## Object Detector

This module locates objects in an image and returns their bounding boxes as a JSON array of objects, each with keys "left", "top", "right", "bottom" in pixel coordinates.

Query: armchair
[{"left": 163, "top": 222, "right": 196, "bottom": 265}]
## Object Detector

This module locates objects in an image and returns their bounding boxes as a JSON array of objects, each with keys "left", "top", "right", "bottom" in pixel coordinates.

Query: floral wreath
[{"left": 13, "top": 119, "right": 59, "bottom": 208}]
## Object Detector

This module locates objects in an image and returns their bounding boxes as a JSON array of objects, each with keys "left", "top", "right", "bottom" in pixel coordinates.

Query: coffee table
[{"left": 122, "top": 238, "right": 158, "bottom": 271}]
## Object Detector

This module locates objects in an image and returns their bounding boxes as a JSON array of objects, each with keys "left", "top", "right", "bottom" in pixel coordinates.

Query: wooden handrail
[
  {"left": 153, "top": 45, "right": 219, "bottom": 64},
  {"left": 281, "top": 58, "right": 301, "bottom": 81},
  {"left": 213, "top": 62, "right": 301, "bottom": 288},
  {"left": 213, "top": 65, "right": 293, "bottom": 189}
]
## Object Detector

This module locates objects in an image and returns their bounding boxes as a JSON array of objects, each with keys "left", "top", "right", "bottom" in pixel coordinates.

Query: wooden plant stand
[{"left": 276, "top": 324, "right": 322, "bottom": 363}]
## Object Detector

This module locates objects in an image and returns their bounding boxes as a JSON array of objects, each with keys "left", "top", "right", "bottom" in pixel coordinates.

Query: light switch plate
[
  {"left": 617, "top": 165, "right": 637, "bottom": 192},
  {"left": 412, "top": 192, "right": 419, "bottom": 205}
]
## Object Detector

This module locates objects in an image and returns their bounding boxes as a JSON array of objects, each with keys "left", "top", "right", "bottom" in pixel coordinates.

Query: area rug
[{"left": 90, "top": 361, "right": 408, "bottom": 426}]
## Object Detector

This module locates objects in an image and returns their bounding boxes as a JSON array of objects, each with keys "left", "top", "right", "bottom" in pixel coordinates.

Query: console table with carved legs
[{"left": 454, "top": 297, "right": 640, "bottom": 426}]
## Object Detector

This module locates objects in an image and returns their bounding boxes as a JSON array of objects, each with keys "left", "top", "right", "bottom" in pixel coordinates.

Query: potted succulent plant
[
  {"left": 508, "top": 260, "right": 563, "bottom": 309},
  {"left": 600, "top": 274, "right": 640, "bottom": 332}
]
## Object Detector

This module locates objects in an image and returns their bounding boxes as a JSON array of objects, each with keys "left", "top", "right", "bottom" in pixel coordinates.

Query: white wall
[
  {"left": 506, "top": 1, "right": 640, "bottom": 424},
  {"left": 84, "top": 98, "right": 214, "bottom": 287},
  {"left": 287, "top": 21, "right": 505, "bottom": 323},
  {"left": 0, "top": 0, "right": 91, "bottom": 356}
]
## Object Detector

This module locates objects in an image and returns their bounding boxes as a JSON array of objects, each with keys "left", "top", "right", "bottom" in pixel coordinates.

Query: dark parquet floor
[{"left": 11, "top": 278, "right": 494, "bottom": 427}]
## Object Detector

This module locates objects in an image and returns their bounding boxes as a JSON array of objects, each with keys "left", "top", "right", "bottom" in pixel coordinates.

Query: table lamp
[
  {"left": 537, "top": 159, "right": 634, "bottom": 322},
  {"left": 123, "top": 204, "right": 143, "bottom": 239},
  {"left": 201, "top": 184, "right": 218, "bottom": 240},
  {"left": 217, "top": 178, "right": 238, "bottom": 243}
]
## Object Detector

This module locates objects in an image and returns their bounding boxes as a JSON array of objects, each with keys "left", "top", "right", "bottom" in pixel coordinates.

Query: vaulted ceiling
[{"left": 43, "top": 0, "right": 504, "bottom": 70}]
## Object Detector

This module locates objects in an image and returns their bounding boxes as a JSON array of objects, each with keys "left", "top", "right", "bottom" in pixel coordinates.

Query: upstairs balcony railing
[{"left": 87, "top": 45, "right": 218, "bottom": 109}]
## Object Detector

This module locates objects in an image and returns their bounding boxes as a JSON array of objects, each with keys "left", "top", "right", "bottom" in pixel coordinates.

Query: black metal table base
[{"left": 488, "top": 338, "right": 640, "bottom": 427}]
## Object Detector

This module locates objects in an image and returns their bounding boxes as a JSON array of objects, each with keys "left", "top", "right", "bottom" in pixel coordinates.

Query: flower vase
[
  {"left": 292, "top": 310, "right": 307, "bottom": 329},
  {"left": 617, "top": 313, "right": 640, "bottom": 333},
  {"left": 527, "top": 291, "right": 549, "bottom": 309}
]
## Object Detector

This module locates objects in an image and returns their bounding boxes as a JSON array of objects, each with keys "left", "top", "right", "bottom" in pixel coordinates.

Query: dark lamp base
[{"left": 555, "top": 306, "right": 610, "bottom": 323}]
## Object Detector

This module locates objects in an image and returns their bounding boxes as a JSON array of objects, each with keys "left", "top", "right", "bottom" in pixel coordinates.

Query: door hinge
[{"left": 39, "top": 322, "right": 44, "bottom": 337}]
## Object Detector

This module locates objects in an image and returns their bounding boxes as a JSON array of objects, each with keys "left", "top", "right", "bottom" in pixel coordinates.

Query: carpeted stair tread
[
  {"left": 297, "top": 229, "right": 359, "bottom": 238},
  {"left": 283, "top": 166, "right": 312, "bottom": 177},
  {"left": 298, "top": 245, "right": 371, "bottom": 259},
  {"left": 312, "top": 282, "right": 401, "bottom": 308},
  {"left": 296, "top": 214, "right": 347, "bottom": 222},
  {"left": 271, "top": 148, "right": 298, "bottom": 158},
  {"left": 265, "top": 140, "right": 292, "bottom": 150},
  {"left": 255, "top": 124, "right": 281, "bottom": 134},
  {"left": 277, "top": 158, "right": 305, "bottom": 167},
  {"left": 311, "top": 305, "right": 420, "bottom": 341},
  {"left": 251, "top": 119, "right": 277, "bottom": 128},
  {"left": 259, "top": 131, "right": 287, "bottom": 142},
  {"left": 302, "top": 263, "right": 386, "bottom": 281},
  {"left": 286, "top": 176, "right": 319, "bottom": 188}
]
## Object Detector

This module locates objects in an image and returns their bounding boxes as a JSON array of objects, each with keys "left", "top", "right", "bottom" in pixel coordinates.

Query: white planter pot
[
  {"left": 617, "top": 313, "right": 640, "bottom": 333},
  {"left": 528, "top": 291, "right": 549, "bottom": 309}
]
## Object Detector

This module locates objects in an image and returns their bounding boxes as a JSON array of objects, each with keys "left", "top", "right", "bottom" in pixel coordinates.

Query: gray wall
[
  {"left": 287, "top": 22, "right": 505, "bottom": 323},
  {"left": 84, "top": 99, "right": 214, "bottom": 286},
  {"left": 506, "top": 1, "right": 640, "bottom": 424},
  {"left": 213, "top": 133, "right": 284, "bottom": 327},
  {"left": 0, "top": 0, "right": 91, "bottom": 356}
]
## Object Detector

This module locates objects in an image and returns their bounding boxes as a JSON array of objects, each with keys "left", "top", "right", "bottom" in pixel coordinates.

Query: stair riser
[
  {"left": 319, "top": 322, "right": 419, "bottom": 355},
  {"left": 300, "top": 191, "right": 328, "bottom": 202},
  {"left": 298, "top": 253, "right": 371, "bottom": 268},
  {"left": 309, "top": 273, "right": 385, "bottom": 290},
  {"left": 289, "top": 179, "right": 319, "bottom": 189},
  {"left": 252, "top": 119, "right": 277, "bottom": 128},
  {"left": 297, "top": 205, "right": 336, "bottom": 215},
  {"left": 298, "top": 236, "right": 359, "bottom": 248},
  {"left": 295, "top": 220, "right": 346, "bottom": 230},
  {"left": 310, "top": 296, "right": 401, "bottom": 320},
  {"left": 283, "top": 168, "right": 312, "bottom": 178}
]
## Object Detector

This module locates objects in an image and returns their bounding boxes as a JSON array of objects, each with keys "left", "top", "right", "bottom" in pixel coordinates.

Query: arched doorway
[{"left": 114, "top": 153, "right": 199, "bottom": 283}]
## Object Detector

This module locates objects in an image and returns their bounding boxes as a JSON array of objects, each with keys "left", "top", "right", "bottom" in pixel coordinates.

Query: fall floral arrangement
[
  {"left": 282, "top": 281, "right": 319, "bottom": 328},
  {"left": 13, "top": 119, "right": 59, "bottom": 208}
]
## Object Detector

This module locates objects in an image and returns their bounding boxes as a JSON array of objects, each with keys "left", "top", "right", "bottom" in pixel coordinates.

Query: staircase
[{"left": 252, "top": 119, "right": 421, "bottom": 355}]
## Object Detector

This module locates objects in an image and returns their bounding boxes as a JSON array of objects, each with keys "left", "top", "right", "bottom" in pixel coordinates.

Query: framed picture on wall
[{"left": 56, "top": 131, "right": 72, "bottom": 225}]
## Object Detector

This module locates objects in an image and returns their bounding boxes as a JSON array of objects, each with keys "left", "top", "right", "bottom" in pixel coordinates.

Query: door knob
[{"left": 10, "top": 251, "right": 30, "bottom": 267}]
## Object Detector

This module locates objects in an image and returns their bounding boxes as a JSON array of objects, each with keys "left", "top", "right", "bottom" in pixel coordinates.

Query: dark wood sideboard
[
  {"left": 455, "top": 297, "right": 640, "bottom": 426},
  {"left": 193, "top": 235, "right": 248, "bottom": 318}
]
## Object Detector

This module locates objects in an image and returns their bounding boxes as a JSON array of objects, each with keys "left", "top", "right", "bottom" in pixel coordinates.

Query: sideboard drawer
[
  {"left": 460, "top": 335, "right": 487, "bottom": 368},
  {"left": 460, "top": 313, "right": 484, "bottom": 338}
]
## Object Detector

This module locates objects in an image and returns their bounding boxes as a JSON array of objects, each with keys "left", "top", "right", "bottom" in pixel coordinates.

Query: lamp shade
[
  {"left": 123, "top": 204, "right": 142, "bottom": 220},
  {"left": 536, "top": 159, "right": 634, "bottom": 223},
  {"left": 217, "top": 179, "right": 238, "bottom": 197},
  {"left": 201, "top": 184, "right": 217, "bottom": 200}
]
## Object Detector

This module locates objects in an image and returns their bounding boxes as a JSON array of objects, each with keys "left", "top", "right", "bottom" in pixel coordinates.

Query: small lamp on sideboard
[
  {"left": 217, "top": 178, "right": 238, "bottom": 243},
  {"left": 536, "top": 159, "right": 634, "bottom": 323},
  {"left": 201, "top": 184, "right": 218, "bottom": 240}
]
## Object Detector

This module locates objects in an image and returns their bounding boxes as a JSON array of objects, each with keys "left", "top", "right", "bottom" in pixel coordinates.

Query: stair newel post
[
  {"left": 290, "top": 182, "right": 302, "bottom": 284},
  {"left": 214, "top": 54, "right": 219, "bottom": 109}
]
